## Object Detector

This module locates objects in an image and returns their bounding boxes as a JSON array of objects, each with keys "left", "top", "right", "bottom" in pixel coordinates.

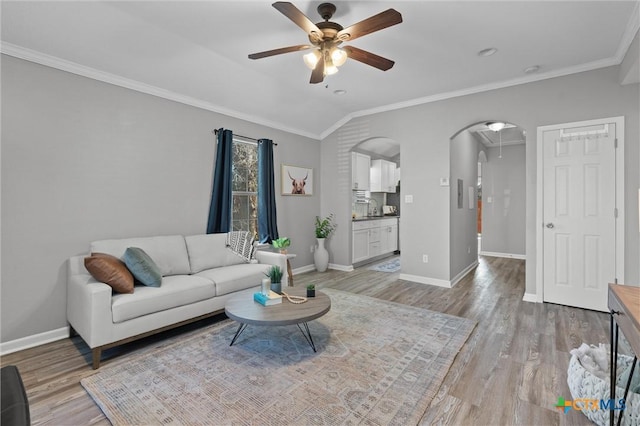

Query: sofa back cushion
[
  {"left": 185, "top": 234, "right": 245, "bottom": 273},
  {"left": 90, "top": 235, "right": 191, "bottom": 277}
]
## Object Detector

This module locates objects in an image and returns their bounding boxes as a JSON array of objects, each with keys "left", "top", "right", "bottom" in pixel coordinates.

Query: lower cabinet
[
  {"left": 352, "top": 218, "right": 399, "bottom": 263},
  {"left": 353, "top": 228, "right": 370, "bottom": 263}
]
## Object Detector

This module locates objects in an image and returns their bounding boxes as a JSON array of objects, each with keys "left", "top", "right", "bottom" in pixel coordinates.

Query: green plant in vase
[
  {"left": 264, "top": 265, "right": 283, "bottom": 294},
  {"left": 272, "top": 237, "right": 291, "bottom": 254},
  {"left": 306, "top": 284, "right": 316, "bottom": 297},
  {"left": 315, "top": 214, "right": 336, "bottom": 238},
  {"left": 314, "top": 214, "right": 336, "bottom": 272}
]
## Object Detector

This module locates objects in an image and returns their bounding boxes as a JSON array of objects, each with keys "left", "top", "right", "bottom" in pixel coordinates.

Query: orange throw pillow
[{"left": 84, "top": 252, "right": 134, "bottom": 294}]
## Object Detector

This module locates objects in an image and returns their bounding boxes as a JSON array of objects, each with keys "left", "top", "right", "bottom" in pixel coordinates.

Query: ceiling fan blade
[
  {"left": 337, "top": 9, "right": 402, "bottom": 42},
  {"left": 310, "top": 59, "right": 324, "bottom": 84},
  {"left": 273, "top": 2, "right": 323, "bottom": 43},
  {"left": 248, "top": 44, "right": 313, "bottom": 60},
  {"left": 343, "top": 46, "right": 395, "bottom": 71}
]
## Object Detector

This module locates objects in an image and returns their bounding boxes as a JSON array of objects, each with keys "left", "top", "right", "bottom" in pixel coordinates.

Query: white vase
[{"left": 314, "top": 238, "right": 329, "bottom": 272}]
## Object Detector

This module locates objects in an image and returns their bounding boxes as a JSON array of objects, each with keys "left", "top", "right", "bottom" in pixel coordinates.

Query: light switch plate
[{"left": 405, "top": 195, "right": 413, "bottom": 203}]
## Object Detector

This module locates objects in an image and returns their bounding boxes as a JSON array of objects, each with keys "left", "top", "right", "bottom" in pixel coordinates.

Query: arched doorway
[
  {"left": 449, "top": 121, "right": 526, "bottom": 283},
  {"left": 349, "top": 137, "right": 401, "bottom": 267}
]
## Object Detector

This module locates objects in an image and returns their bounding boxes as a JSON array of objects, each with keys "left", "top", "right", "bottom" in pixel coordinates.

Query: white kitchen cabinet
[
  {"left": 351, "top": 152, "right": 371, "bottom": 190},
  {"left": 370, "top": 159, "right": 397, "bottom": 193},
  {"left": 379, "top": 218, "right": 398, "bottom": 254},
  {"left": 369, "top": 227, "right": 381, "bottom": 257},
  {"left": 353, "top": 221, "right": 372, "bottom": 263},
  {"left": 352, "top": 218, "right": 399, "bottom": 263}
]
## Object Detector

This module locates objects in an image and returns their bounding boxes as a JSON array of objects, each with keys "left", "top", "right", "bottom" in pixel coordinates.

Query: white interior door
[{"left": 541, "top": 120, "right": 620, "bottom": 312}]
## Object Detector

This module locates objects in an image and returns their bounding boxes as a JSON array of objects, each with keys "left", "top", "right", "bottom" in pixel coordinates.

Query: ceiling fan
[{"left": 248, "top": 2, "right": 403, "bottom": 84}]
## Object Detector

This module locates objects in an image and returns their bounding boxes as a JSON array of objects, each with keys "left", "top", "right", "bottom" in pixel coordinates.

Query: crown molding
[
  {"left": 615, "top": 1, "right": 640, "bottom": 62},
  {"left": 0, "top": 42, "right": 321, "bottom": 141},
  {"left": 320, "top": 56, "right": 621, "bottom": 140}
]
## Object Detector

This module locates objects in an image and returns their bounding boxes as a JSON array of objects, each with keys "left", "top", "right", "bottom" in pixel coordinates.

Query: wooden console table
[{"left": 608, "top": 283, "right": 640, "bottom": 426}]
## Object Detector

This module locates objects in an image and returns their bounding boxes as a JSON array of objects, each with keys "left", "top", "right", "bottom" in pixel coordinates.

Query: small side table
[
  {"left": 285, "top": 253, "right": 296, "bottom": 287},
  {"left": 608, "top": 283, "right": 640, "bottom": 426}
]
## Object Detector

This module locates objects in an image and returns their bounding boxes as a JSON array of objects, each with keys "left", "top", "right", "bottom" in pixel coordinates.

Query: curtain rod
[{"left": 212, "top": 129, "right": 277, "bottom": 146}]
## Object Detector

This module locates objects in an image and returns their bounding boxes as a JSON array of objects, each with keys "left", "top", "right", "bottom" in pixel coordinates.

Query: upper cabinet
[
  {"left": 370, "top": 159, "right": 397, "bottom": 193},
  {"left": 351, "top": 152, "right": 371, "bottom": 190}
]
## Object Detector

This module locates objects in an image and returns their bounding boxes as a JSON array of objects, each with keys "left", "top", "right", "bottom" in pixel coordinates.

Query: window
[{"left": 231, "top": 139, "right": 258, "bottom": 235}]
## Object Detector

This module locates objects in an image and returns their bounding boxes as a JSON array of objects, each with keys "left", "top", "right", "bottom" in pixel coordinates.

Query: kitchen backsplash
[{"left": 352, "top": 191, "right": 386, "bottom": 218}]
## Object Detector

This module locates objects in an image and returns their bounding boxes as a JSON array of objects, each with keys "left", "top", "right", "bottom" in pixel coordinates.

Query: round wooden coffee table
[{"left": 225, "top": 287, "right": 331, "bottom": 352}]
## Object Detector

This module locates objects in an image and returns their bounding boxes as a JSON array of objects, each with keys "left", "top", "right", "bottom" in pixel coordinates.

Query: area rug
[
  {"left": 81, "top": 289, "right": 475, "bottom": 425},
  {"left": 368, "top": 257, "right": 400, "bottom": 272}
]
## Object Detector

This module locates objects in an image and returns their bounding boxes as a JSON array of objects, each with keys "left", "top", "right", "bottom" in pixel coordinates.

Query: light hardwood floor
[{"left": 1, "top": 256, "right": 618, "bottom": 425}]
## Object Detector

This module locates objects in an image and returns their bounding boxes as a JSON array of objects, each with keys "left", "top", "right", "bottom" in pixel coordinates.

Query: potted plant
[
  {"left": 265, "top": 265, "right": 283, "bottom": 294},
  {"left": 315, "top": 214, "right": 336, "bottom": 239},
  {"left": 271, "top": 237, "right": 291, "bottom": 254},
  {"left": 314, "top": 213, "right": 336, "bottom": 272},
  {"left": 306, "top": 284, "right": 315, "bottom": 297}
]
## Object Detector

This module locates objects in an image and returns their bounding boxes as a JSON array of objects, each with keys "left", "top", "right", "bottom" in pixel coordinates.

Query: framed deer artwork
[{"left": 281, "top": 164, "right": 313, "bottom": 196}]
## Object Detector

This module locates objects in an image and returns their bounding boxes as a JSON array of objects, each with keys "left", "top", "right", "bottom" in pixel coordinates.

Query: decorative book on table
[{"left": 254, "top": 290, "right": 283, "bottom": 306}]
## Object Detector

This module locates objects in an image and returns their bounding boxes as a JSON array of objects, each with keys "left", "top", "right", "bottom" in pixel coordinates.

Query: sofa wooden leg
[{"left": 92, "top": 348, "right": 102, "bottom": 370}]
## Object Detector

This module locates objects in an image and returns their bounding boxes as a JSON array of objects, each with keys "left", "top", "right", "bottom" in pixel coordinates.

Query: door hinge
[
  {"left": 614, "top": 208, "right": 618, "bottom": 218},
  {"left": 614, "top": 138, "right": 618, "bottom": 148}
]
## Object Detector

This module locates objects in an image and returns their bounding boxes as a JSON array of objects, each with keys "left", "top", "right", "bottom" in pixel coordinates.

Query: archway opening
[{"left": 449, "top": 120, "right": 526, "bottom": 281}]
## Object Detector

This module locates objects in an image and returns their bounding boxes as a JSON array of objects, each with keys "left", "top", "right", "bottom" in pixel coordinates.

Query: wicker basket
[{"left": 567, "top": 354, "right": 640, "bottom": 426}]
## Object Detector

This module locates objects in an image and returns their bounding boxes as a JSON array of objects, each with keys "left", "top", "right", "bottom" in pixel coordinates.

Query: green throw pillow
[{"left": 122, "top": 247, "right": 162, "bottom": 287}]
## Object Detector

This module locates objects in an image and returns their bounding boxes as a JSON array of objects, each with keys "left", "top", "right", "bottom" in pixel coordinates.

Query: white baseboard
[
  {"left": 450, "top": 260, "right": 479, "bottom": 287},
  {"left": 399, "top": 273, "right": 452, "bottom": 288},
  {"left": 522, "top": 293, "right": 539, "bottom": 303},
  {"left": 0, "top": 326, "right": 69, "bottom": 356},
  {"left": 292, "top": 264, "right": 316, "bottom": 275},
  {"left": 480, "top": 251, "right": 526, "bottom": 260},
  {"left": 328, "top": 263, "right": 354, "bottom": 272}
]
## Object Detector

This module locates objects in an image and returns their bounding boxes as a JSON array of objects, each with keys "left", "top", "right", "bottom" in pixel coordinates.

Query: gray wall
[
  {"left": 449, "top": 130, "right": 480, "bottom": 278},
  {"left": 321, "top": 66, "right": 639, "bottom": 294},
  {"left": 480, "top": 144, "right": 526, "bottom": 256},
  {"left": 1, "top": 55, "right": 321, "bottom": 343}
]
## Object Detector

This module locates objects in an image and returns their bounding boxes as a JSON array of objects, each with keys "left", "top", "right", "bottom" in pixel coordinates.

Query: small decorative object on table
[
  {"left": 261, "top": 278, "right": 271, "bottom": 295},
  {"left": 272, "top": 237, "right": 291, "bottom": 254},
  {"left": 314, "top": 213, "right": 336, "bottom": 272},
  {"left": 265, "top": 265, "right": 283, "bottom": 294},
  {"left": 253, "top": 290, "right": 282, "bottom": 306},
  {"left": 306, "top": 284, "right": 316, "bottom": 298}
]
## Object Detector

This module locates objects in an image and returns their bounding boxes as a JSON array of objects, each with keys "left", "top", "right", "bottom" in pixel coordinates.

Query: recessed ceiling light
[
  {"left": 524, "top": 65, "right": 540, "bottom": 74},
  {"left": 477, "top": 47, "right": 497, "bottom": 57},
  {"left": 333, "top": 89, "right": 347, "bottom": 95}
]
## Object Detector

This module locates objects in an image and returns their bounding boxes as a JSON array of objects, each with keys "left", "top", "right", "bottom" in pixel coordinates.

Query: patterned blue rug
[{"left": 368, "top": 257, "right": 400, "bottom": 272}]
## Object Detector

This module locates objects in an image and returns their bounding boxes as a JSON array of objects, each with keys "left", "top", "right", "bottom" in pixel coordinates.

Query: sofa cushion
[
  {"left": 111, "top": 275, "right": 215, "bottom": 323},
  {"left": 195, "top": 263, "right": 269, "bottom": 296},
  {"left": 185, "top": 234, "right": 245, "bottom": 273},
  {"left": 91, "top": 235, "right": 191, "bottom": 276},
  {"left": 123, "top": 247, "right": 162, "bottom": 287},
  {"left": 84, "top": 253, "right": 134, "bottom": 293}
]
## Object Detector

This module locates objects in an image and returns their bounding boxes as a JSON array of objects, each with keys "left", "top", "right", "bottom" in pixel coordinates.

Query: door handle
[{"left": 546, "top": 223, "right": 555, "bottom": 229}]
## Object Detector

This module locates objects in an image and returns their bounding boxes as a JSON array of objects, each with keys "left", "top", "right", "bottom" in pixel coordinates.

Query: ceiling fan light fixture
[
  {"left": 486, "top": 121, "right": 506, "bottom": 132},
  {"left": 325, "top": 64, "right": 339, "bottom": 75},
  {"left": 303, "top": 50, "right": 321, "bottom": 70},
  {"left": 331, "top": 47, "right": 348, "bottom": 67}
]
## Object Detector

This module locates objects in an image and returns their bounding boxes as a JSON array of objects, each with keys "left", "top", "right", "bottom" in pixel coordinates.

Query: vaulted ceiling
[{"left": 2, "top": 1, "right": 638, "bottom": 139}]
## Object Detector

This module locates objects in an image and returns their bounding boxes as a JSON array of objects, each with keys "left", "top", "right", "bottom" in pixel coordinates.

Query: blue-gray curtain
[
  {"left": 206, "top": 129, "right": 233, "bottom": 234},
  {"left": 257, "top": 138, "right": 279, "bottom": 243}
]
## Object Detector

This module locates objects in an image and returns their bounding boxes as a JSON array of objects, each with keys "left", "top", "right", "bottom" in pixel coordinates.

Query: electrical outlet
[
  {"left": 422, "top": 254, "right": 428, "bottom": 263},
  {"left": 310, "top": 245, "right": 315, "bottom": 253}
]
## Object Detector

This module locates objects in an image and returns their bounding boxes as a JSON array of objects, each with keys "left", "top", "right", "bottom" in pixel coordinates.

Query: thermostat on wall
[{"left": 440, "top": 178, "right": 449, "bottom": 186}]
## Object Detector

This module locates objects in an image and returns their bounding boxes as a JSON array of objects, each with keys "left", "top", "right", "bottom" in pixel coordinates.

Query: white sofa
[{"left": 67, "top": 233, "right": 287, "bottom": 369}]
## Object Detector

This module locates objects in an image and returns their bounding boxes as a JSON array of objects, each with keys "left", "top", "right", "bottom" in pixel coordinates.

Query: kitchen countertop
[{"left": 352, "top": 215, "right": 400, "bottom": 221}]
